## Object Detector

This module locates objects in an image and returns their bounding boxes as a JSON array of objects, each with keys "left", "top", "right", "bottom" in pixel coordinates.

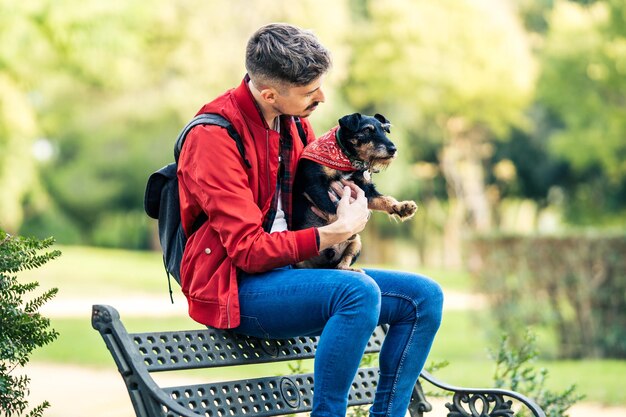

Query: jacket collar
[{"left": 232, "top": 74, "right": 270, "bottom": 130}]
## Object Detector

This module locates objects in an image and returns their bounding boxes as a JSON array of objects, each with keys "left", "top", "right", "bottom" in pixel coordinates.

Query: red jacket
[{"left": 177, "top": 76, "right": 320, "bottom": 329}]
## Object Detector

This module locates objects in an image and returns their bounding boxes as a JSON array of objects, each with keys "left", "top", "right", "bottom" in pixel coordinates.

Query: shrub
[
  {"left": 490, "top": 331, "right": 584, "bottom": 417},
  {"left": 470, "top": 232, "right": 626, "bottom": 358},
  {"left": 419, "top": 331, "right": 583, "bottom": 417},
  {"left": 0, "top": 231, "right": 60, "bottom": 417}
]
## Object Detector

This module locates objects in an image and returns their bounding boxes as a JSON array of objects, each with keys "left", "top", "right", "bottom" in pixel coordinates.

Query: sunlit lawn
[
  {"left": 20, "top": 245, "right": 171, "bottom": 296},
  {"left": 21, "top": 245, "right": 474, "bottom": 296},
  {"left": 25, "top": 245, "right": 626, "bottom": 406}
]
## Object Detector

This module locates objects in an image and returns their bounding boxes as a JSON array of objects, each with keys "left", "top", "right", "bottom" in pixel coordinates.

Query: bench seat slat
[
  {"left": 161, "top": 368, "right": 379, "bottom": 417},
  {"left": 131, "top": 328, "right": 386, "bottom": 372}
]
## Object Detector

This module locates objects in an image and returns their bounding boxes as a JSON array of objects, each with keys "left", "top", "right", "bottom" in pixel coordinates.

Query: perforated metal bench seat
[{"left": 92, "top": 304, "right": 545, "bottom": 417}]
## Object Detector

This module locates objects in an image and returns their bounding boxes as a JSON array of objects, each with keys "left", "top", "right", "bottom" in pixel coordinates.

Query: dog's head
[{"left": 337, "top": 113, "right": 397, "bottom": 171}]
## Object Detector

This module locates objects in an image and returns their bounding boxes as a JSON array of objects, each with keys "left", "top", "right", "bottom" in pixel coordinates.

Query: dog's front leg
[{"left": 369, "top": 195, "right": 418, "bottom": 221}]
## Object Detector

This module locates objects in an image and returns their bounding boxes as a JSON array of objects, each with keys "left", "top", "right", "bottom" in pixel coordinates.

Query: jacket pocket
[{"left": 181, "top": 225, "right": 226, "bottom": 297}]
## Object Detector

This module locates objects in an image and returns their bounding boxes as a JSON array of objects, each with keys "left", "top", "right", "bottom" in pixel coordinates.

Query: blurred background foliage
[
  {"left": 1, "top": 0, "right": 626, "bottom": 356},
  {"left": 2, "top": 0, "right": 624, "bottom": 252},
  {"left": 1, "top": 0, "right": 624, "bottom": 249}
]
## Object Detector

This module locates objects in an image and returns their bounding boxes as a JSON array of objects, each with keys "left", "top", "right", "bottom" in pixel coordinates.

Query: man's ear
[
  {"left": 260, "top": 88, "right": 278, "bottom": 104},
  {"left": 374, "top": 113, "right": 391, "bottom": 133},
  {"left": 338, "top": 113, "right": 361, "bottom": 133}
]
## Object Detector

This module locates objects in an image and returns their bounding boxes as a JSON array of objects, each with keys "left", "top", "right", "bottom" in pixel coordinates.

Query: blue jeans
[{"left": 234, "top": 267, "right": 444, "bottom": 417}]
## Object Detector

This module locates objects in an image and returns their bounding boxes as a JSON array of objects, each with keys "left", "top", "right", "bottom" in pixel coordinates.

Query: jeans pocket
[{"left": 236, "top": 315, "right": 270, "bottom": 339}]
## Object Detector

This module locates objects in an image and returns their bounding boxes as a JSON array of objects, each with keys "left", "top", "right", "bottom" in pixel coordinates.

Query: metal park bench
[{"left": 92, "top": 304, "right": 546, "bottom": 417}]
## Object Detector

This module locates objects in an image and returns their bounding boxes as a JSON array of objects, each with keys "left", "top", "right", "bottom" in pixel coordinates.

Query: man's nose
[{"left": 315, "top": 88, "right": 326, "bottom": 103}]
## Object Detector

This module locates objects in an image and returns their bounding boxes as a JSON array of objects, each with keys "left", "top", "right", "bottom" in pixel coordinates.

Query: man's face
[{"left": 272, "top": 76, "right": 326, "bottom": 118}]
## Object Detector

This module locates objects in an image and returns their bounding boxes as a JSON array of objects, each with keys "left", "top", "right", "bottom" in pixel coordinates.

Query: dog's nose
[{"left": 388, "top": 146, "right": 397, "bottom": 156}]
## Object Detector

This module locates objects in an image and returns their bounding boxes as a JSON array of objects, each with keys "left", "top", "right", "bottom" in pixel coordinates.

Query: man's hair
[{"left": 246, "top": 23, "right": 331, "bottom": 90}]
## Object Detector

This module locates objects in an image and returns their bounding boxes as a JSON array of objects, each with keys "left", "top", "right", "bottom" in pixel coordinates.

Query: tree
[
  {"left": 0, "top": 231, "right": 60, "bottom": 417},
  {"left": 538, "top": 0, "right": 626, "bottom": 225},
  {"left": 0, "top": 1, "right": 151, "bottom": 236},
  {"left": 343, "top": 0, "right": 536, "bottom": 265},
  {"left": 0, "top": 2, "right": 44, "bottom": 233},
  {"left": 7, "top": 0, "right": 354, "bottom": 248}
]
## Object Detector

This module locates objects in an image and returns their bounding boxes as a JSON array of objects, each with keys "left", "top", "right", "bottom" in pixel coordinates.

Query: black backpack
[{"left": 144, "top": 113, "right": 307, "bottom": 300}]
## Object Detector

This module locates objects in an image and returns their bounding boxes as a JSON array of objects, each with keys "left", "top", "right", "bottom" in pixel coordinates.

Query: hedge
[{"left": 469, "top": 232, "right": 626, "bottom": 359}]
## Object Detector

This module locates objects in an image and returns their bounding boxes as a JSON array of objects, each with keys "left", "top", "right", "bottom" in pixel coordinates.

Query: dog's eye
[{"left": 364, "top": 125, "right": 375, "bottom": 132}]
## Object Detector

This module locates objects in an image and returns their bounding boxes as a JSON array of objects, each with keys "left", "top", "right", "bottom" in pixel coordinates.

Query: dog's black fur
[{"left": 293, "top": 113, "right": 417, "bottom": 272}]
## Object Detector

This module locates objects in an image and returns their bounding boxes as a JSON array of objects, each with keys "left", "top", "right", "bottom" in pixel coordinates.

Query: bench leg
[{"left": 408, "top": 379, "right": 432, "bottom": 417}]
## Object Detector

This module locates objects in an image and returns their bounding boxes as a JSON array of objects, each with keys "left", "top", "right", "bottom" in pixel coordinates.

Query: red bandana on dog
[{"left": 300, "top": 127, "right": 356, "bottom": 172}]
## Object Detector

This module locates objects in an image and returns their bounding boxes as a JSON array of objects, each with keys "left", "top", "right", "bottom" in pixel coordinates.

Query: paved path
[
  {"left": 25, "top": 363, "right": 626, "bottom": 417},
  {"left": 25, "top": 292, "right": 626, "bottom": 417}
]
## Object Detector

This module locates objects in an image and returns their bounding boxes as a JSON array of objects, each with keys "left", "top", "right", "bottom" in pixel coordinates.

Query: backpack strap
[
  {"left": 173, "top": 113, "right": 252, "bottom": 246},
  {"left": 176, "top": 114, "right": 307, "bottom": 163},
  {"left": 174, "top": 114, "right": 306, "bottom": 236},
  {"left": 174, "top": 113, "right": 252, "bottom": 168},
  {"left": 294, "top": 117, "right": 308, "bottom": 146}
]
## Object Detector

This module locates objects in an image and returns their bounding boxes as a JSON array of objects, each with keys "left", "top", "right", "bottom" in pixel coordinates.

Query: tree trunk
[{"left": 439, "top": 117, "right": 493, "bottom": 268}]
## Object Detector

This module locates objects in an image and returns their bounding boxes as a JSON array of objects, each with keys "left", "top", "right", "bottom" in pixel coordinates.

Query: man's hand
[
  {"left": 310, "top": 179, "right": 361, "bottom": 219},
  {"left": 329, "top": 179, "right": 359, "bottom": 203},
  {"left": 317, "top": 183, "right": 371, "bottom": 251}
]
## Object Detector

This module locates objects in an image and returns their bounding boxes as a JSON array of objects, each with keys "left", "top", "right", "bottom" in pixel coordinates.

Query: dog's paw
[
  {"left": 337, "top": 265, "right": 365, "bottom": 274},
  {"left": 391, "top": 201, "right": 418, "bottom": 220},
  {"left": 336, "top": 256, "right": 364, "bottom": 273}
]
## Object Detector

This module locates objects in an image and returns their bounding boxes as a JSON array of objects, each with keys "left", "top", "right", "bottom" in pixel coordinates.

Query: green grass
[
  {"left": 23, "top": 245, "right": 626, "bottom": 406},
  {"left": 20, "top": 245, "right": 473, "bottom": 296},
  {"left": 31, "top": 315, "right": 197, "bottom": 367},
  {"left": 18, "top": 245, "right": 169, "bottom": 296},
  {"left": 361, "top": 264, "right": 473, "bottom": 292},
  {"left": 418, "top": 267, "right": 473, "bottom": 292}
]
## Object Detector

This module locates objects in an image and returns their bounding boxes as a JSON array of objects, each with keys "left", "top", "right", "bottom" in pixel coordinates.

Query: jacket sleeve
[{"left": 178, "top": 124, "right": 319, "bottom": 274}]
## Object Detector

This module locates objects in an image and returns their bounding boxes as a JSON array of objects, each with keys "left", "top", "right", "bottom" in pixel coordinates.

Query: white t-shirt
[
  {"left": 269, "top": 118, "right": 288, "bottom": 234},
  {"left": 270, "top": 191, "right": 288, "bottom": 233}
]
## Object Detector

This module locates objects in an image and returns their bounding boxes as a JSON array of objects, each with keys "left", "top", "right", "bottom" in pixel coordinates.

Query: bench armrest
[{"left": 419, "top": 370, "right": 546, "bottom": 417}]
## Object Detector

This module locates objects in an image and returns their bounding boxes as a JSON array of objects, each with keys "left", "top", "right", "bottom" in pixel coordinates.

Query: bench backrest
[{"left": 92, "top": 304, "right": 429, "bottom": 417}]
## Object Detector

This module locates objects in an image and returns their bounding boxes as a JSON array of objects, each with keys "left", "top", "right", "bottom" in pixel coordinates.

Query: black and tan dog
[{"left": 293, "top": 113, "right": 417, "bottom": 272}]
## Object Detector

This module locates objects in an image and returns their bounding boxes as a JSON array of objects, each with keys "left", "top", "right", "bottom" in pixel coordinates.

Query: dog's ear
[
  {"left": 374, "top": 114, "right": 389, "bottom": 124},
  {"left": 338, "top": 113, "right": 362, "bottom": 134},
  {"left": 374, "top": 113, "right": 391, "bottom": 133}
]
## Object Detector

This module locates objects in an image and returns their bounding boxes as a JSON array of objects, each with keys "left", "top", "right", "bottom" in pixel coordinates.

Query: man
[{"left": 177, "top": 23, "right": 443, "bottom": 417}]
